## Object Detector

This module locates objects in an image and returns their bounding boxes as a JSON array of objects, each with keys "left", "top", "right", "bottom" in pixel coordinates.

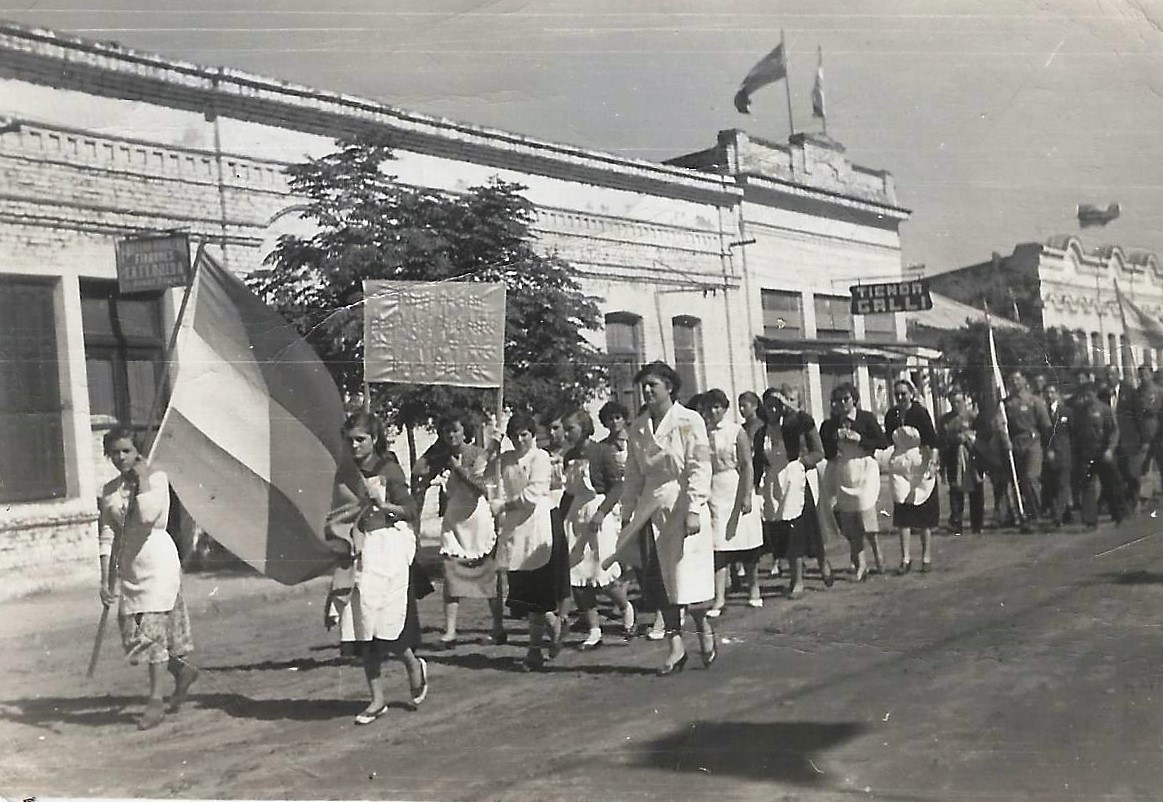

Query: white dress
[
  {"left": 706, "top": 419, "right": 764, "bottom": 552},
  {"left": 619, "top": 403, "right": 714, "bottom": 605},
  {"left": 759, "top": 428, "right": 807, "bottom": 523},
  {"left": 564, "top": 443, "right": 622, "bottom": 587}
]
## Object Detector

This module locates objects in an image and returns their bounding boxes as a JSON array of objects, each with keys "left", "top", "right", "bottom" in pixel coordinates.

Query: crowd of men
[{"left": 938, "top": 365, "right": 1162, "bottom": 535}]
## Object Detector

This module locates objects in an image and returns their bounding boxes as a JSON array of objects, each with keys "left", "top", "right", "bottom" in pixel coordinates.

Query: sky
[{"left": 3, "top": 0, "right": 1163, "bottom": 272}]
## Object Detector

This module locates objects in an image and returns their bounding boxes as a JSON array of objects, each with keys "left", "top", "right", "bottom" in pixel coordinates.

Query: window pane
[
  {"left": 0, "top": 278, "right": 66, "bottom": 502},
  {"left": 126, "top": 358, "right": 160, "bottom": 426},
  {"left": 672, "top": 318, "right": 702, "bottom": 401},
  {"left": 86, "top": 357, "right": 118, "bottom": 418},
  {"left": 605, "top": 314, "right": 643, "bottom": 413},
  {"left": 863, "top": 312, "right": 896, "bottom": 336},
  {"left": 117, "top": 298, "right": 164, "bottom": 339},
  {"left": 761, "top": 290, "right": 802, "bottom": 339},
  {"left": 814, "top": 296, "right": 851, "bottom": 340},
  {"left": 81, "top": 295, "right": 115, "bottom": 339}
]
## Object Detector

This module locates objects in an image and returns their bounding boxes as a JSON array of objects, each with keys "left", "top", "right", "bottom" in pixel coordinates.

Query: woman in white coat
[{"left": 605, "top": 361, "right": 716, "bottom": 675}]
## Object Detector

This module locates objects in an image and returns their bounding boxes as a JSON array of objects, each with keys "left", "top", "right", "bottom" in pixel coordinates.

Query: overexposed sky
[{"left": 3, "top": 0, "right": 1162, "bottom": 270}]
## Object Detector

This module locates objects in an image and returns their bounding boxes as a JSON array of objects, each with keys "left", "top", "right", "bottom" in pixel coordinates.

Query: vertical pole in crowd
[{"left": 985, "top": 301, "right": 1025, "bottom": 522}]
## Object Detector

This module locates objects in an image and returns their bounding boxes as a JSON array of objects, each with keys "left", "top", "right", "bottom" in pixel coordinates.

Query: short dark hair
[
  {"left": 633, "top": 360, "right": 681, "bottom": 399},
  {"left": 831, "top": 382, "right": 859, "bottom": 405},
  {"left": 435, "top": 409, "right": 476, "bottom": 443},
  {"left": 738, "top": 390, "right": 760, "bottom": 406},
  {"left": 598, "top": 400, "right": 629, "bottom": 427},
  {"left": 102, "top": 426, "right": 141, "bottom": 456},
  {"left": 702, "top": 388, "right": 729, "bottom": 410},
  {"left": 506, "top": 409, "right": 538, "bottom": 443},
  {"left": 687, "top": 392, "right": 706, "bottom": 412},
  {"left": 562, "top": 407, "right": 596, "bottom": 440},
  {"left": 341, "top": 410, "right": 389, "bottom": 456}
]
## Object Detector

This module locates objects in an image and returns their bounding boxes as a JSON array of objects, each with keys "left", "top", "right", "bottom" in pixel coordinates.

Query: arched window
[
  {"left": 671, "top": 315, "right": 704, "bottom": 402},
  {"left": 605, "top": 312, "right": 644, "bottom": 412}
]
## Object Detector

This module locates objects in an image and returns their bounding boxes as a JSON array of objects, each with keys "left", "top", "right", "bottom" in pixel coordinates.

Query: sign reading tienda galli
[{"left": 850, "top": 280, "right": 933, "bottom": 315}]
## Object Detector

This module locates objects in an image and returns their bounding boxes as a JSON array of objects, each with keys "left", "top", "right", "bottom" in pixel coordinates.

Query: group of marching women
[{"left": 96, "top": 360, "right": 946, "bottom": 730}]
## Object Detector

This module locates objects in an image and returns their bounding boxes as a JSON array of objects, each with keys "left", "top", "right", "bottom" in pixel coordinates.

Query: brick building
[{"left": 0, "top": 22, "right": 929, "bottom": 596}]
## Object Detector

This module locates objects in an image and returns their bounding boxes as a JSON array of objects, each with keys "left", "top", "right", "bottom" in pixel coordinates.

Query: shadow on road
[
  {"left": 1092, "top": 569, "right": 1163, "bottom": 585},
  {"left": 204, "top": 655, "right": 349, "bottom": 672},
  {"left": 631, "top": 720, "right": 868, "bottom": 785},
  {"left": 0, "top": 692, "right": 385, "bottom": 728}
]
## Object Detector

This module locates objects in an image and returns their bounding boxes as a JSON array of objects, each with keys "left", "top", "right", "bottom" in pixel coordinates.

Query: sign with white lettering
[
  {"left": 849, "top": 280, "right": 933, "bottom": 314},
  {"left": 364, "top": 280, "right": 506, "bottom": 388},
  {"left": 115, "top": 233, "right": 191, "bottom": 293}
]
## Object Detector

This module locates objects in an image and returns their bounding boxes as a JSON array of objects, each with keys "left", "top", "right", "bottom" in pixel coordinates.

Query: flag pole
[
  {"left": 817, "top": 45, "right": 827, "bottom": 136},
  {"left": 143, "top": 242, "right": 204, "bottom": 458},
  {"left": 984, "top": 301, "right": 1025, "bottom": 522},
  {"left": 781, "top": 30, "right": 796, "bottom": 140}
]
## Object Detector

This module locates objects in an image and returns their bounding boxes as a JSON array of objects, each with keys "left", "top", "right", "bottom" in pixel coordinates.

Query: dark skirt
[
  {"left": 342, "top": 586, "right": 421, "bottom": 658},
  {"left": 763, "top": 484, "right": 825, "bottom": 561},
  {"left": 892, "top": 492, "right": 940, "bottom": 529},
  {"left": 507, "top": 532, "right": 570, "bottom": 616},
  {"left": 549, "top": 507, "right": 572, "bottom": 604},
  {"left": 637, "top": 523, "right": 671, "bottom": 610},
  {"left": 713, "top": 547, "right": 762, "bottom": 570}
]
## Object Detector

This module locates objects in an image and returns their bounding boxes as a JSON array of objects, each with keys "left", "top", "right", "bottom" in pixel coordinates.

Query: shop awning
[
  {"left": 754, "top": 336, "right": 941, "bottom": 362},
  {"left": 905, "top": 291, "right": 1027, "bottom": 332}
]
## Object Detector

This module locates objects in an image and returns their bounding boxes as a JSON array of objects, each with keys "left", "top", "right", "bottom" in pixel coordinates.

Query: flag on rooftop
[
  {"left": 149, "top": 249, "right": 346, "bottom": 585},
  {"left": 1114, "top": 278, "right": 1163, "bottom": 350},
  {"left": 734, "top": 43, "right": 787, "bottom": 114},
  {"left": 811, "top": 46, "right": 826, "bottom": 119}
]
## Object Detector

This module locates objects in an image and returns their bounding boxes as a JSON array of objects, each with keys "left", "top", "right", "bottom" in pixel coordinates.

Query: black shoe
[{"left": 656, "top": 653, "right": 688, "bottom": 676}]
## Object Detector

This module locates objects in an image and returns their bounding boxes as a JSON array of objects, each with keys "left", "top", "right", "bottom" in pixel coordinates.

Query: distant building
[
  {"left": 928, "top": 236, "right": 1163, "bottom": 372},
  {"left": 0, "top": 23, "right": 931, "bottom": 596}
]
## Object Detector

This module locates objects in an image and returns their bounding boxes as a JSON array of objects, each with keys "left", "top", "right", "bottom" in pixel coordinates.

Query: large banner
[{"left": 364, "top": 280, "right": 506, "bottom": 388}]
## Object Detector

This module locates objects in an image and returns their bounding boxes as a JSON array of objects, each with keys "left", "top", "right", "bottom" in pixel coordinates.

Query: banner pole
[
  {"left": 985, "top": 301, "right": 1025, "bottom": 522},
  {"left": 143, "top": 242, "right": 204, "bottom": 457}
]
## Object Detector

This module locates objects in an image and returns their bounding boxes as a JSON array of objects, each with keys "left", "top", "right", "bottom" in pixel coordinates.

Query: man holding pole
[{"left": 999, "top": 371, "right": 1052, "bottom": 533}]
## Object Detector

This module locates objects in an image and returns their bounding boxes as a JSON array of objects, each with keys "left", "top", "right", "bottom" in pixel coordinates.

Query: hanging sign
[
  {"left": 115, "top": 233, "right": 192, "bottom": 293},
  {"left": 850, "top": 279, "right": 933, "bottom": 314}
]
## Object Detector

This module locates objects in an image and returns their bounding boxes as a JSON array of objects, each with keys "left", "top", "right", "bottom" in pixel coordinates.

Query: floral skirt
[{"left": 118, "top": 592, "right": 193, "bottom": 666}]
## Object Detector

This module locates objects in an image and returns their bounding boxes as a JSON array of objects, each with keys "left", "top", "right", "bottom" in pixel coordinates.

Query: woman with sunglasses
[{"left": 883, "top": 379, "right": 941, "bottom": 573}]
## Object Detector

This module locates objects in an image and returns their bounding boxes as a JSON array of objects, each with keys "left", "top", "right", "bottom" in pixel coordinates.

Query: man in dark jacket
[
  {"left": 1072, "top": 376, "right": 1124, "bottom": 527},
  {"left": 1041, "top": 382, "right": 1073, "bottom": 526},
  {"left": 938, "top": 387, "right": 984, "bottom": 534}
]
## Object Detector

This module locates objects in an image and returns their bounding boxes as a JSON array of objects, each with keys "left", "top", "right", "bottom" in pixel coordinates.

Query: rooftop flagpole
[{"left": 782, "top": 30, "right": 796, "bottom": 140}]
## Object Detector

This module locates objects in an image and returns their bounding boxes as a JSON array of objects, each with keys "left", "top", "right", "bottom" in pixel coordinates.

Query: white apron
[
  {"left": 352, "top": 520, "right": 415, "bottom": 641},
  {"left": 496, "top": 448, "right": 553, "bottom": 572},
  {"left": 707, "top": 419, "right": 764, "bottom": 552},
  {"left": 760, "top": 429, "right": 807, "bottom": 522},
  {"left": 440, "top": 453, "right": 497, "bottom": 560},
  {"left": 564, "top": 454, "right": 622, "bottom": 587}
]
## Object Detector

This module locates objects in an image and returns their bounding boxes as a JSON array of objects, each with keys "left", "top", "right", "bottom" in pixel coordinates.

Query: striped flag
[
  {"left": 734, "top": 43, "right": 787, "bottom": 114},
  {"left": 1115, "top": 278, "right": 1163, "bottom": 350},
  {"left": 812, "top": 46, "right": 826, "bottom": 119},
  {"left": 150, "top": 250, "right": 346, "bottom": 584}
]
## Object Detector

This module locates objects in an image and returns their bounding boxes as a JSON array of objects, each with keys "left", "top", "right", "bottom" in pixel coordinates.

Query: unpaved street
[{"left": 2, "top": 513, "right": 1161, "bottom": 801}]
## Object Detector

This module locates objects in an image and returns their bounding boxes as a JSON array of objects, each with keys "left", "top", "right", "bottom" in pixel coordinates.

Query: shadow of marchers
[
  {"left": 629, "top": 720, "right": 868, "bottom": 785},
  {"left": 0, "top": 693, "right": 378, "bottom": 727},
  {"left": 204, "top": 655, "right": 348, "bottom": 672}
]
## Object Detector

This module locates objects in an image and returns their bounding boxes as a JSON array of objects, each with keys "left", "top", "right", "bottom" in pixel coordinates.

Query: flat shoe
[
  {"left": 437, "top": 636, "right": 458, "bottom": 651},
  {"left": 787, "top": 586, "right": 805, "bottom": 600},
  {"left": 578, "top": 635, "right": 604, "bottom": 651},
  {"left": 897, "top": 561, "right": 912, "bottom": 576},
  {"left": 490, "top": 630, "right": 509, "bottom": 646},
  {"left": 138, "top": 700, "right": 166, "bottom": 731},
  {"left": 920, "top": 561, "right": 932, "bottom": 573},
  {"left": 354, "top": 704, "right": 389, "bottom": 726},
  {"left": 410, "top": 658, "right": 429, "bottom": 706},
  {"left": 705, "top": 606, "right": 724, "bottom": 619},
  {"left": 646, "top": 628, "right": 666, "bottom": 641},
  {"left": 822, "top": 569, "right": 835, "bottom": 588},
  {"left": 747, "top": 597, "right": 763, "bottom": 608}
]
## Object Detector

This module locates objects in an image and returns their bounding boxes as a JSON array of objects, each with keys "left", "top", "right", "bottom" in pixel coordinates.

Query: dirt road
[{"left": 2, "top": 511, "right": 1161, "bottom": 801}]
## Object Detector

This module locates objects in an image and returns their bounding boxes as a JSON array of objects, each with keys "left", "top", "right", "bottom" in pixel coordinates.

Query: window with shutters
[
  {"left": 761, "top": 289, "right": 802, "bottom": 339},
  {"left": 605, "top": 312, "right": 644, "bottom": 413},
  {"left": 671, "top": 316, "right": 704, "bottom": 403},
  {"left": 813, "top": 295, "right": 852, "bottom": 340},
  {"left": 81, "top": 281, "right": 167, "bottom": 436},
  {"left": 0, "top": 277, "right": 67, "bottom": 503}
]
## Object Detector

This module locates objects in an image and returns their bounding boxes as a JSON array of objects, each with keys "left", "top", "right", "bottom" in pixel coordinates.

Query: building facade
[
  {"left": 929, "top": 236, "right": 1163, "bottom": 374},
  {"left": 0, "top": 23, "right": 925, "bottom": 596}
]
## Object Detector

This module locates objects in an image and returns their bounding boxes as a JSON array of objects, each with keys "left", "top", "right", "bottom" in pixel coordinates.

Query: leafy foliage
[
  {"left": 250, "top": 136, "right": 606, "bottom": 429},
  {"left": 937, "top": 323, "right": 1084, "bottom": 403}
]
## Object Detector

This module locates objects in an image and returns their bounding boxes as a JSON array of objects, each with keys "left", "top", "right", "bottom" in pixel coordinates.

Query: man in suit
[
  {"left": 1072, "top": 375, "right": 1124, "bottom": 527},
  {"left": 1104, "top": 366, "right": 1146, "bottom": 514},
  {"left": 1041, "top": 382, "right": 1073, "bottom": 526},
  {"left": 1135, "top": 365, "right": 1162, "bottom": 498},
  {"left": 1001, "top": 371, "right": 1052, "bottom": 533}
]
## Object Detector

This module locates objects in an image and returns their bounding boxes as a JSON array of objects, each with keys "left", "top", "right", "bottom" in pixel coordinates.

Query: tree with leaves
[
  {"left": 937, "top": 323, "right": 1084, "bottom": 405},
  {"left": 250, "top": 136, "right": 607, "bottom": 455}
]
